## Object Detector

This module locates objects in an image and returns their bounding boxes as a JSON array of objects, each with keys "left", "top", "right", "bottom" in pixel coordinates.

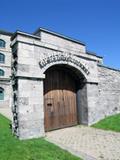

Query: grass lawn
[
  {"left": 92, "top": 113, "right": 120, "bottom": 132},
  {"left": 0, "top": 114, "right": 81, "bottom": 160}
]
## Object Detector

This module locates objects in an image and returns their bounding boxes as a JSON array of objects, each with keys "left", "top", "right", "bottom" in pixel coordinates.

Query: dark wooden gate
[{"left": 44, "top": 66, "right": 78, "bottom": 131}]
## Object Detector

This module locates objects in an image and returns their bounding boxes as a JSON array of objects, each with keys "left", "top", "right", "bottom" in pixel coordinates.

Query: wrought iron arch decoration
[
  {"left": 39, "top": 53, "right": 90, "bottom": 75},
  {"left": 0, "top": 39, "right": 6, "bottom": 48},
  {"left": 0, "top": 53, "right": 5, "bottom": 63},
  {"left": 0, "top": 87, "right": 4, "bottom": 100}
]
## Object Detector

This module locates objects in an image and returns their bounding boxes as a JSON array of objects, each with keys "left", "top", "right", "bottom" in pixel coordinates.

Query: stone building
[{"left": 0, "top": 28, "right": 120, "bottom": 139}]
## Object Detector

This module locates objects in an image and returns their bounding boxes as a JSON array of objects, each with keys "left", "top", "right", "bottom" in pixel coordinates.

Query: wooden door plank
[{"left": 44, "top": 67, "right": 78, "bottom": 131}]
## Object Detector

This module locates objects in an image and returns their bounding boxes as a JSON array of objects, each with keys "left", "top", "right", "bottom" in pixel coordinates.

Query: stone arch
[
  {"left": 0, "top": 39, "right": 6, "bottom": 48},
  {"left": 39, "top": 53, "right": 90, "bottom": 80},
  {"left": 40, "top": 61, "right": 89, "bottom": 81},
  {"left": 42, "top": 62, "right": 89, "bottom": 129},
  {"left": 0, "top": 53, "right": 5, "bottom": 63},
  {"left": 0, "top": 68, "right": 4, "bottom": 76},
  {"left": 0, "top": 87, "right": 4, "bottom": 100}
]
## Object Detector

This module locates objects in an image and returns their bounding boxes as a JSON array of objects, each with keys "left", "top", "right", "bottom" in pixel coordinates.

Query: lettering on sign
[{"left": 39, "top": 53, "right": 90, "bottom": 75}]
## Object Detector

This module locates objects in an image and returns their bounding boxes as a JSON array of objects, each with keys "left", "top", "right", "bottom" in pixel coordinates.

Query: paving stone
[{"left": 46, "top": 126, "right": 120, "bottom": 160}]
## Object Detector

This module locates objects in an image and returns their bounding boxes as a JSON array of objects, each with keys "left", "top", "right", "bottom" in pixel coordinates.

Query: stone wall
[
  {"left": 77, "top": 83, "right": 88, "bottom": 124},
  {"left": 17, "top": 78, "right": 45, "bottom": 139},
  {"left": 87, "top": 83, "right": 99, "bottom": 125},
  {"left": 11, "top": 31, "right": 102, "bottom": 139},
  {"left": 1, "top": 28, "right": 120, "bottom": 140},
  {"left": 0, "top": 81, "right": 12, "bottom": 119},
  {"left": 0, "top": 33, "right": 12, "bottom": 119},
  {"left": 34, "top": 28, "right": 86, "bottom": 54},
  {"left": 97, "top": 65, "right": 120, "bottom": 121},
  {"left": 10, "top": 29, "right": 120, "bottom": 139}
]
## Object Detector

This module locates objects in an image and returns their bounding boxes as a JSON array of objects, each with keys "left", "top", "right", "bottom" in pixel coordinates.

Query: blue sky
[{"left": 1, "top": 0, "right": 120, "bottom": 69}]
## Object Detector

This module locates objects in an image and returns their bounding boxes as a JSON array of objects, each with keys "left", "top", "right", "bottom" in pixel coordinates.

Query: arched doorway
[{"left": 44, "top": 65, "right": 84, "bottom": 131}]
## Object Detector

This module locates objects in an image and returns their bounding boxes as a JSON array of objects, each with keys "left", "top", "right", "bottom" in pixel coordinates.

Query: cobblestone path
[{"left": 46, "top": 126, "right": 120, "bottom": 160}]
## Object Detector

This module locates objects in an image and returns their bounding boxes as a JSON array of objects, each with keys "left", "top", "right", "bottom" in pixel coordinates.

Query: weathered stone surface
[
  {"left": 19, "top": 97, "right": 29, "bottom": 105},
  {"left": 0, "top": 33, "right": 12, "bottom": 111},
  {"left": 18, "top": 64, "right": 30, "bottom": 72},
  {"left": 77, "top": 84, "right": 88, "bottom": 125},
  {"left": 97, "top": 66, "right": 120, "bottom": 121},
  {"left": 0, "top": 28, "right": 120, "bottom": 139},
  {"left": 46, "top": 126, "right": 120, "bottom": 160}
]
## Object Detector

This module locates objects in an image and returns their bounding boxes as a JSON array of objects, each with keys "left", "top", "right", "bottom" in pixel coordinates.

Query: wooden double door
[{"left": 44, "top": 66, "right": 78, "bottom": 131}]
